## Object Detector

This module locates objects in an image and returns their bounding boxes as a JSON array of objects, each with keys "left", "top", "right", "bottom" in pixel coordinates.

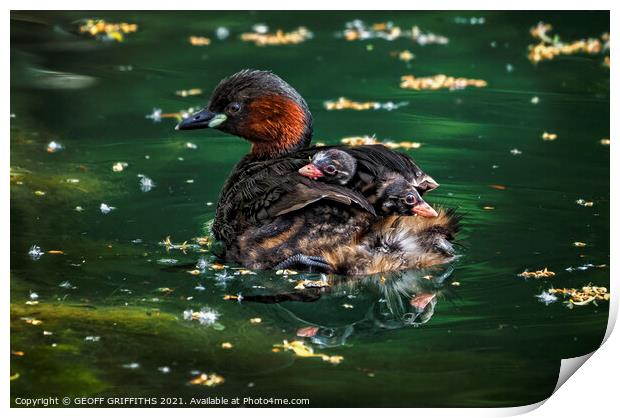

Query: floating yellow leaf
[
  {"left": 400, "top": 74, "right": 487, "bottom": 91},
  {"left": 294, "top": 280, "right": 330, "bottom": 290},
  {"left": 189, "top": 36, "right": 211, "bottom": 46},
  {"left": 518, "top": 267, "right": 555, "bottom": 279},
  {"left": 549, "top": 285, "right": 609, "bottom": 306},
  {"left": 189, "top": 373, "right": 224, "bottom": 386},
  {"left": 240, "top": 27, "right": 312, "bottom": 46},
  {"left": 274, "top": 340, "right": 344, "bottom": 365},
  {"left": 176, "top": 88, "right": 203, "bottom": 97}
]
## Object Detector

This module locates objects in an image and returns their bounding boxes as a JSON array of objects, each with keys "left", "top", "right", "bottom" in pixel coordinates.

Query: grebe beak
[
  {"left": 176, "top": 108, "right": 227, "bottom": 130},
  {"left": 298, "top": 164, "right": 324, "bottom": 180},
  {"left": 412, "top": 201, "right": 438, "bottom": 218}
]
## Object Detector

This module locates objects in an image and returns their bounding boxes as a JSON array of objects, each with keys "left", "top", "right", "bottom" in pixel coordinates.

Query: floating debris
[
  {"left": 195, "top": 257, "right": 208, "bottom": 270},
  {"left": 112, "top": 162, "right": 128, "bottom": 172},
  {"left": 573, "top": 241, "right": 587, "bottom": 247},
  {"left": 454, "top": 16, "right": 486, "bottom": 25},
  {"left": 100, "top": 203, "right": 115, "bottom": 214},
  {"left": 122, "top": 362, "right": 140, "bottom": 369},
  {"left": 294, "top": 279, "right": 330, "bottom": 290},
  {"left": 137, "top": 174, "right": 155, "bottom": 192},
  {"left": 510, "top": 148, "right": 522, "bottom": 155},
  {"left": 221, "top": 342, "right": 233, "bottom": 349},
  {"left": 234, "top": 269, "right": 256, "bottom": 276},
  {"left": 342, "top": 304, "right": 354, "bottom": 309},
  {"left": 518, "top": 267, "right": 555, "bottom": 279},
  {"left": 249, "top": 317, "right": 262, "bottom": 324},
  {"left": 536, "top": 291, "right": 558, "bottom": 305},
  {"left": 46, "top": 141, "right": 63, "bottom": 153},
  {"left": 58, "top": 281, "right": 74, "bottom": 289},
  {"left": 576, "top": 199, "right": 594, "bottom": 207},
  {"left": 34, "top": 190, "right": 46, "bottom": 197},
  {"left": 21, "top": 317, "right": 43, "bottom": 326},
  {"left": 146, "top": 106, "right": 200, "bottom": 123},
  {"left": 223, "top": 294, "right": 243, "bottom": 301},
  {"left": 489, "top": 184, "right": 507, "bottom": 190},
  {"left": 157, "top": 258, "right": 178, "bottom": 265},
  {"left": 241, "top": 26, "right": 313, "bottom": 46},
  {"left": 29, "top": 291, "right": 39, "bottom": 301},
  {"left": 160, "top": 236, "right": 199, "bottom": 253},
  {"left": 565, "top": 263, "right": 606, "bottom": 273},
  {"left": 189, "top": 373, "right": 225, "bottom": 387},
  {"left": 28, "top": 245, "right": 44, "bottom": 260},
  {"left": 84, "top": 336, "right": 101, "bottom": 342},
  {"left": 341, "top": 20, "right": 448, "bottom": 46},
  {"left": 188, "top": 36, "right": 211, "bottom": 46},
  {"left": 395, "top": 50, "right": 415, "bottom": 62},
  {"left": 276, "top": 269, "right": 298, "bottom": 275},
  {"left": 528, "top": 22, "right": 608, "bottom": 65},
  {"left": 176, "top": 89, "right": 202, "bottom": 97},
  {"left": 65, "top": 178, "right": 80, "bottom": 184},
  {"left": 400, "top": 74, "right": 487, "bottom": 91},
  {"left": 483, "top": 206, "right": 495, "bottom": 210},
  {"left": 185, "top": 142, "right": 198, "bottom": 149},
  {"left": 531, "top": 96, "right": 540, "bottom": 104},
  {"left": 215, "top": 27, "right": 230, "bottom": 40},
  {"left": 324, "top": 97, "right": 408, "bottom": 111},
  {"left": 47, "top": 250, "right": 64, "bottom": 255},
  {"left": 340, "top": 135, "right": 421, "bottom": 150},
  {"left": 548, "top": 285, "right": 610, "bottom": 307},
  {"left": 273, "top": 340, "right": 343, "bottom": 365},
  {"left": 600, "top": 138, "right": 610, "bottom": 146},
  {"left": 77, "top": 19, "right": 138, "bottom": 42},
  {"left": 157, "top": 366, "right": 171, "bottom": 374},
  {"left": 542, "top": 132, "right": 558, "bottom": 141},
  {"left": 183, "top": 307, "right": 221, "bottom": 326}
]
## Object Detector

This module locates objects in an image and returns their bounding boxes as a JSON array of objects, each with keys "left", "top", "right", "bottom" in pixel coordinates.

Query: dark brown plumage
[{"left": 177, "top": 69, "right": 459, "bottom": 274}]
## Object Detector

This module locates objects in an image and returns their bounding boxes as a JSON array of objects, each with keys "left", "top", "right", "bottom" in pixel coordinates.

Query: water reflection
[{"left": 223, "top": 263, "right": 457, "bottom": 347}]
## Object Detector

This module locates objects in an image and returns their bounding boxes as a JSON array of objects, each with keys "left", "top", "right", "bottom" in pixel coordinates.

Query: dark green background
[{"left": 10, "top": 11, "right": 609, "bottom": 407}]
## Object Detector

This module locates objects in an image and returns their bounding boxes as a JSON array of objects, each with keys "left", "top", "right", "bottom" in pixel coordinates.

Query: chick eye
[
  {"left": 404, "top": 194, "right": 417, "bottom": 205},
  {"left": 226, "top": 102, "right": 241, "bottom": 114},
  {"left": 324, "top": 165, "right": 336, "bottom": 175}
]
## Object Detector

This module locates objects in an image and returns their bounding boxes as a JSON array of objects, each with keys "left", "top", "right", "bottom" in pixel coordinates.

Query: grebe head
[
  {"left": 377, "top": 176, "right": 438, "bottom": 218},
  {"left": 298, "top": 149, "right": 357, "bottom": 185},
  {"left": 177, "top": 69, "right": 313, "bottom": 157}
]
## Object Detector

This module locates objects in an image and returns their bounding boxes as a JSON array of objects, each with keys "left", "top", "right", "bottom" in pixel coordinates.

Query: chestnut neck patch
[{"left": 240, "top": 95, "right": 311, "bottom": 158}]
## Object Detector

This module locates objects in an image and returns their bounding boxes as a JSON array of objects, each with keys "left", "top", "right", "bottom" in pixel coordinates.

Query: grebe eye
[
  {"left": 404, "top": 194, "right": 416, "bottom": 205},
  {"left": 324, "top": 165, "right": 336, "bottom": 175},
  {"left": 226, "top": 102, "right": 241, "bottom": 114}
]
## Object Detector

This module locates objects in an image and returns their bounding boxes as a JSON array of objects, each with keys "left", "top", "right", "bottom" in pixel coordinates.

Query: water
[{"left": 10, "top": 11, "right": 609, "bottom": 407}]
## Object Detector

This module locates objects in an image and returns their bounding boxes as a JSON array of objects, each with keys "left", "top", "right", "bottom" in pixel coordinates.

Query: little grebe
[{"left": 177, "top": 69, "right": 458, "bottom": 273}]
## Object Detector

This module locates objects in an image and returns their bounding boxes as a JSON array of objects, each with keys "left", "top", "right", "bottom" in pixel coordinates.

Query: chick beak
[
  {"left": 412, "top": 201, "right": 438, "bottom": 217},
  {"left": 176, "top": 108, "right": 227, "bottom": 130},
  {"left": 298, "top": 164, "right": 324, "bottom": 180}
]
